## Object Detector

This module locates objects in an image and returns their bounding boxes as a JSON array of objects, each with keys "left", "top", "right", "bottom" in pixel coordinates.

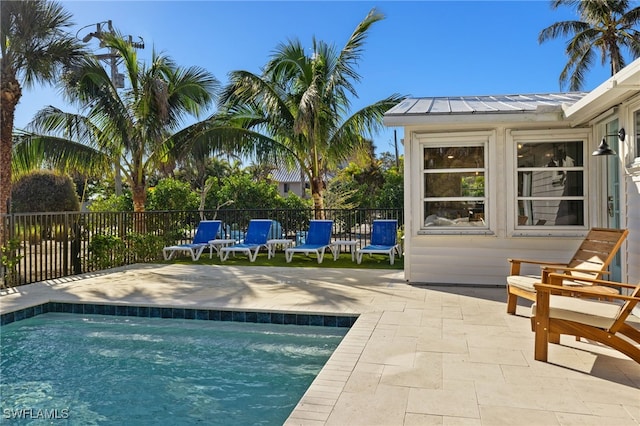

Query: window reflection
[
  {"left": 425, "top": 173, "right": 484, "bottom": 197},
  {"left": 424, "top": 201, "right": 485, "bottom": 226},
  {"left": 424, "top": 147, "right": 484, "bottom": 169},
  {"left": 517, "top": 142, "right": 583, "bottom": 168},
  {"left": 422, "top": 144, "right": 486, "bottom": 228},
  {"left": 516, "top": 140, "right": 585, "bottom": 226}
]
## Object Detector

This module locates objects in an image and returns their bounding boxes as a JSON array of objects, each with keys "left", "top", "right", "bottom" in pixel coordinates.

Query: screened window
[
  {"left": 422, "top": 145, "right": 487, "bottom": 228},
  {"left": 516, "top": 141, "right": 585, "bottom": 227}
]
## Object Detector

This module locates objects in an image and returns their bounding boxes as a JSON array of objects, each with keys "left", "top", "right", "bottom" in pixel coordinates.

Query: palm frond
[
  {"left": 541, "top": 0, "right": 640, "bottom": 88},
  {"left": 12, "top": 132, "right": 110, "bottom": 179},
  {"left": 1, "top": 0, "right": 86, "bottom": 87}
]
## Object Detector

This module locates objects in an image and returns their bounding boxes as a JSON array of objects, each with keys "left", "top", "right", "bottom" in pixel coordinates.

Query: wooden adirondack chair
[
  {"left": 532, "top": 273, "right": 640, "bottom": 364},
  {"left": 506, "top": 228, "right": 629, "bottom": 315}
]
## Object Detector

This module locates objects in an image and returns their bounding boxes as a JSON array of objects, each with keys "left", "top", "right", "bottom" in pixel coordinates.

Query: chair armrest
[
  {"left": 542, "top": 266, "right": 610, "bottom": 274},
  {"left": 508, "top": 258, "right": 568, "bottom": 275},
  {"left": 540, "top": 266, "right": 610, "bottom": 283},
  {"left": 534, "top": 282, "right": 640, "bottom": 302},
  {"left": 546, "top": 273, "right": 638, "bottom": 290},
  {"left": 508, "top": 258, "right": 567, "bottom": 266}
]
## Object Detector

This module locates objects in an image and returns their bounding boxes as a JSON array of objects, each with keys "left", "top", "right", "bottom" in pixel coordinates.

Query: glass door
[{"left": 605, "top": 120, "right": 622, "bottom": 282}]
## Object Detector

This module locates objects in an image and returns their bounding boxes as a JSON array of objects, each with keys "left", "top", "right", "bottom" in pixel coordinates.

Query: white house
[
  {"left": 270, "top": 168, "right": 308, "bottom": 198},
  {"left": 384, "top": 57, "right": 640, "bottom": 286}
]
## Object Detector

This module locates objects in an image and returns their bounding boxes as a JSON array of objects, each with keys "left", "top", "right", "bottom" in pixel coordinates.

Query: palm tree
[
  {"left": 0, "top": 0, "right": 85, "bottom": 241},
  {"left": 22, "top": 32, "right": 220, "bottom": 217},
  {"left": 216, "top": 8, "right": 403, "bottom": 216},
  {"left": 539, "top": 0, "right": 640, "bottom": 91}
]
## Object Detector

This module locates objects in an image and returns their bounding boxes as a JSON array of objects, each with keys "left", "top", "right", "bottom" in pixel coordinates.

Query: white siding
[
  {"left": 626, "top": 174, "right": 640, "bottom": 284},
  {"left": 406, "top": 234, "right": 582, "bottom": 285},
  {"left": 623, "top": 97, "right": 640, "bottom": 285}
]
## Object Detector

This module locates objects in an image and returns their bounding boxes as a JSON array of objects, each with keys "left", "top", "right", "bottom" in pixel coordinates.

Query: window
[
  {"left": 635, "top": 110, "right": 640, "bottom": 161},
  {"left": 627, "top": 104, "right": 640, "bottom": 175},
  {"left": 515, "top": 140, "right": 585, "bottom": 227},
  {"left": 422, "top": 143, "right": 487, "bottom": 229}
]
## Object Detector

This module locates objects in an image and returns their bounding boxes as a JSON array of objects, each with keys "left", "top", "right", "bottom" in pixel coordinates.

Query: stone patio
[{"left": 1, "top": 264, "right": 638, "bottom": 425}]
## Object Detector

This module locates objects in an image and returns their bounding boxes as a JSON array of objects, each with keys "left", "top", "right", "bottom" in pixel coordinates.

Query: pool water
[{"left": 0, "top": 313, "right": 346, "bottom": 425}]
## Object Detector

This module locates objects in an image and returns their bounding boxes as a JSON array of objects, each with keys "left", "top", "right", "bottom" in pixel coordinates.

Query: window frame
[
  {"left": 415, "top": 131, "right": 493, "bottom": 235},
  {"left": 627, "top": 99, "right": 640, "bottom": 175},
  {"left": 634, "top": 109, "right": 640, "bottom": 161},
  {"left": 509, "top": 129, "right": 590, "bottom": 236}
]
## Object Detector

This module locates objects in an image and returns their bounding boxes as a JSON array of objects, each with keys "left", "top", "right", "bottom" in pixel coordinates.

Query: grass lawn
[{"left": 163, "top": 250, "right": 403, "bottom": 270}]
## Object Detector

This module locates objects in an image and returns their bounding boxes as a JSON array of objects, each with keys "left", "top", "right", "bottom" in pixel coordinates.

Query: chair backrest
[
  {"left": 370, "top": 220, "right": 398, "bottom": 246},
  {"left": 567, "top": 228, "right": 629, "bottom": 280},
  {"left": 243, "top": 219, "right": 273, "bottom": 245},
  {"left": 192, "top": 220, "right": 221, "bottom": 244},
  {"left": 268, "top": 220, "right": 284, "bottom": 239},
  {"left": 305, "top": 220, "right": 333, "bottom": 245},
  {"left": 613, "top": 282, "right": 640, "bottom": 333}
]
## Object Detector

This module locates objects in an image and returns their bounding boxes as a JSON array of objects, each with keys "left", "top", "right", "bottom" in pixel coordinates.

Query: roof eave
[
  {"left": 384, "top": 110, "right": 565, "bottom": 127},
  {"left": 563, "top": 57, "right": 640, "bottom": 126}
]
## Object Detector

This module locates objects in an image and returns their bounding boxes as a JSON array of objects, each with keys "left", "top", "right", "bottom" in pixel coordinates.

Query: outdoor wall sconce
[
  {"left": 592, "top": 139, "right": 617, "bottom": 156},
  {"left": 592, "top": 128, "right": 624, "bottom": 156}
]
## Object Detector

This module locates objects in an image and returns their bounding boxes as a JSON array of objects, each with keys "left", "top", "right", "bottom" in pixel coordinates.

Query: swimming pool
[{"left": 1, "top": 313, "right": 347, "bottom": 425}]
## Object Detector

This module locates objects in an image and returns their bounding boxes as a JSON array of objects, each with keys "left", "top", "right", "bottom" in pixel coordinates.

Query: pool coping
[{"left": 1, "top": 301, "right": 358, "bottom": 328}]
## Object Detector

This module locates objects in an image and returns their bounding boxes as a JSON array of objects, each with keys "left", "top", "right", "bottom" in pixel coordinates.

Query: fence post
[
  {"left": 71, "top": 213, "right": 82, "bottom": 275},
  {"left": 0, "top": 214, "right": 6, "bottom": 283},
  {"left": 62, "top": 212, "right": 69, "bottom": 275}
]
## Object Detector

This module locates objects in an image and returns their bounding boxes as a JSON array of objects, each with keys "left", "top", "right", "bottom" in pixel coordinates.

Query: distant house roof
[
  {"left": 384, "top": 92, "right": 588, "bottom": 126},
  {"left": 271, "top": 168, "right": 304, "bottom": 183}
]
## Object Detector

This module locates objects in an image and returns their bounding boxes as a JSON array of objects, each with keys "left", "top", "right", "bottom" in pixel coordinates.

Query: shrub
[
  {"left": 1, "top": 238, "right": 23, "bottom": 287},
  {"left": 88, "top": 191, "right": 133, "bottom": 212},
  {"left": 87, "top": 234, "right": 126, "bottom": 269},
  {"left": 126, "top": 233, "right": 165, "bottom": 262},
  {"left": 375, "top": 167, "right": 404, "bottom": 209},
  {"left": 147, "top": 178, "right": 199, "bottom": 211},
  {"left": 12, "top": 170, "right": 80, "bottom": 213},
  {"left": 207, "top": 173, "right": 281, "bottom": 211}
]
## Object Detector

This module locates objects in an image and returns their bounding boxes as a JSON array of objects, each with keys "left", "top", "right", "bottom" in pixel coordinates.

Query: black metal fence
[{"left": 1, "top": 208, "right": 403, "bottom": 287}]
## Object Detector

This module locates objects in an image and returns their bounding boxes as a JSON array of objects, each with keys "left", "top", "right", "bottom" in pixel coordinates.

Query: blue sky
[{"left": 15, "top": 0, "right": 625, "bottom": 155}]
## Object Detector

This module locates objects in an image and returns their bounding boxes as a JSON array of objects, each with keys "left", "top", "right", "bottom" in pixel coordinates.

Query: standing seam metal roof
[
  {"left": 270, "top": 168, "right": 303, "bottom": 183},
  {"left": 385, "top": 93, "right": 588, "bottom": 116}
]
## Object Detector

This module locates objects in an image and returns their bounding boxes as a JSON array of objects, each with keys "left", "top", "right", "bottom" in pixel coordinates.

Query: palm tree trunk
[
  {"left": 311, "top": 176, "right": 325, "bottom": 219},
  {"left": 299, "top": 167, "right": 307, "bottom": 198},
  {"left": 114, "top": 161, "right": 123, "bottom": 195},
  {"left": 132, "top": 182, "right": 147, "bottom": 233},
  {"left": 609, "top": 42, "right": 622, "bottom": 75},
  {"left": 0, "top": 67, "right": 21, "bottom": 245}
]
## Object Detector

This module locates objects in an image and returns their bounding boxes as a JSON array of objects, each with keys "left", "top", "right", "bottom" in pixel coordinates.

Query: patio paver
[{"left": 1, "top": 264, "right": 638, "bottom": 425}]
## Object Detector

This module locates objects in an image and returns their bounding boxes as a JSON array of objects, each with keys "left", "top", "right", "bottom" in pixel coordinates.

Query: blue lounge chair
[
  {"left": 285, "top": 220, "right": 334, "bottom": 263},
  {"left": 220, "top": 219, "right": 273, "bottom": 262},
  {"left": 223, "top": 220, "right": 282, "bottom": 242},
  {"left": 162, "top": 220, "right": 221, "bottom": 261},
  {"left": 356, "top": 219, "right": 401, "bottom": 265},
  {"left": 269, "top": 220, "right": 285, "bottom": 240}
]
